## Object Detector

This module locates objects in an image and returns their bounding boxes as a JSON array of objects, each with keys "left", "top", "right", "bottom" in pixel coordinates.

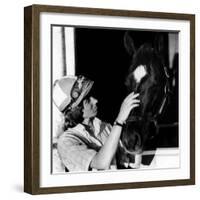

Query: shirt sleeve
[
  {"left": 98, "top": 122, "right": 112, "bottom": 144},
  {"left": 57, "top": 134, "right": 97, "bottom": 172}
]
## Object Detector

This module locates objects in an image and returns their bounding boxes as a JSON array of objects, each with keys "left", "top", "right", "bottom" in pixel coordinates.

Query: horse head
[{"left": 117, "top": 32, "right": 170, "bottom": 168}]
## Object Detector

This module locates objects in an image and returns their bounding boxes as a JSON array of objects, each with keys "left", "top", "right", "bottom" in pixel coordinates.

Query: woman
[{"left": 53, "top": 75, "right": 140, "bottom": 171}]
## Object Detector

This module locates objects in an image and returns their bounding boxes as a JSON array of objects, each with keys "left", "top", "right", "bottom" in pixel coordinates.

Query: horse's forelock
[
  {"left": 125, "top": 46, "right": 150, "bottom": 90},
  {"left": 126, "top": 43, "right": 164, "bottom": 89}
]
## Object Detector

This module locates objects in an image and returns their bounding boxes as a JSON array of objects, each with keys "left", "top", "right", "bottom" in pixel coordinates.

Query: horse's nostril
[
  {"left": 121, "top": 139, "right": 135, "bottom": 152},
  {"left": 128, "top": 140, "right": 135, "bottom": 149}
]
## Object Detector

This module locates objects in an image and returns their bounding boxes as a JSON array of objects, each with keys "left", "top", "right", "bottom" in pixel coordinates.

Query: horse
[{"left": 116, "top": 32, "right": 170, "bottom": 169}]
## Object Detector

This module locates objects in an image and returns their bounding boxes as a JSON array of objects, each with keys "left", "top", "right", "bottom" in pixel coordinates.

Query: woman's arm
[{"left": 90, "top": 92, "right": 140, "bottom": 170}]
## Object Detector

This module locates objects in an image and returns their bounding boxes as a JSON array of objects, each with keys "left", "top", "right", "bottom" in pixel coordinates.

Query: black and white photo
[{"left": 52, "top": 27, "right": 180, "bottom": 174}]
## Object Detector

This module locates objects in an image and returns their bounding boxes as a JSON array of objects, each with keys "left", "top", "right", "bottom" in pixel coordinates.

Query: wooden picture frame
[{"left": 24, "top": 4, "right": 195, "bottom": 194}]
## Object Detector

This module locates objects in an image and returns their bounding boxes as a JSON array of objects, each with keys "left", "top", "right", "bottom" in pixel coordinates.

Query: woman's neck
[
  {"left": 82, "top": 117, "right": 94, "bottom": 126},
  {"left": 82, "top": 118, "right": 95, "bottom": 136}
]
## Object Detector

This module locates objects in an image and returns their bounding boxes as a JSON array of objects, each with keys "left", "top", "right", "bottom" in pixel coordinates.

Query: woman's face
[{"left": 82, "top": 97, "right": 98, "bottom": 119}]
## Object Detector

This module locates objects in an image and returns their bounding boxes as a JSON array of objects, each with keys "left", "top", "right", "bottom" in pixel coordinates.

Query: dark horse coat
[{"left": 117, "top": 32, "right": 170, "bottom": 169}]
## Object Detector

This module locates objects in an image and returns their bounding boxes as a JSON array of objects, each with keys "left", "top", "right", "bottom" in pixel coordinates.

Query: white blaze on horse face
[{"left": 133, "top": 65, "right": 147, "bottom": 83}]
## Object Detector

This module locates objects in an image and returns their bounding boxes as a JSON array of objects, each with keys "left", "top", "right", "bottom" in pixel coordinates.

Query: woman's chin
[
  {"left": 84, "top": 113, "right": 97, "bottom": 120},
  {"left": 91, "top": 113, "right": 97, "bottom": 118}
]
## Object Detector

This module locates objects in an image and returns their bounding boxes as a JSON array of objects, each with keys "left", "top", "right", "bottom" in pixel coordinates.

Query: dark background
[{"left": 74, "top": 27, "right": 178, "bottom": 147}]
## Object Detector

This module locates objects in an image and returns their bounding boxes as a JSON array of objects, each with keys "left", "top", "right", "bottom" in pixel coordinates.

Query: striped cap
[{"left": 53, "top": 75, "right": 94, "bottom": 112}]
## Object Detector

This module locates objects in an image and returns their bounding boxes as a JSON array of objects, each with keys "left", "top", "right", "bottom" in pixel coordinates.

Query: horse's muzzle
[{"left": 120, "top": 130, "right": 143, "bottom": 155}]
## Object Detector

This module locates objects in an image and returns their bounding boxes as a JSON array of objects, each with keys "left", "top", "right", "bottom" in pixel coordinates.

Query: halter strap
[{"left": 126, "top": 115, "right": 155, "bottom": 123}]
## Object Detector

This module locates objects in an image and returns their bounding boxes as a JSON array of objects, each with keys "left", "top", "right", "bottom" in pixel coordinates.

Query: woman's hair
[{"left": 62, "top": 96, "right": 90, "bottom": 130}]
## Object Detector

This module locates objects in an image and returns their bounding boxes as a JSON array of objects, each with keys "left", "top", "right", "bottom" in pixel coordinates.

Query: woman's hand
[{"left": 116, "top": 92, "right": 140, "bottom": 123}]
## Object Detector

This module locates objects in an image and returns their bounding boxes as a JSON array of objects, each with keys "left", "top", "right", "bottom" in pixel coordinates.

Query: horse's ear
[
  {"left": 124, "top": 31, "right": 136, "bottom": 56},
  {"left": 154, "top": 33, "right": 165, "bottom": 54}
]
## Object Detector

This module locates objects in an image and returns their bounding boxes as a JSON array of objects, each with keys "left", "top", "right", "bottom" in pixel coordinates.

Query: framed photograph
[{"left": 24, "top": 4, "right": 195, "bottom": 194}]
